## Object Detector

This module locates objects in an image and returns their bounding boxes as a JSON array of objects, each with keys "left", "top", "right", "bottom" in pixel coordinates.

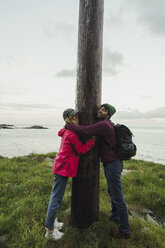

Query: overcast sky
[{"left": 0, "top": 0, "right": 165, "bottom": 126}]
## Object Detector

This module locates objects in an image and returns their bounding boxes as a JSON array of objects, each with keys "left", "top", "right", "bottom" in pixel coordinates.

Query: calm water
[{"left": 0, "top": 124, "right": 165, "bottom": 165}]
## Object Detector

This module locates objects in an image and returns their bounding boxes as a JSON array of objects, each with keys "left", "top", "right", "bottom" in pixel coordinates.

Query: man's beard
[{"left": 97, "top": 114, "right": 106, "bottom": 121}]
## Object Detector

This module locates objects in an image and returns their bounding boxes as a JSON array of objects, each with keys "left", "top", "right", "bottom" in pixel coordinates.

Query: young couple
[{"left": 45, "top": 103, "right": 130, "bottom": 241}]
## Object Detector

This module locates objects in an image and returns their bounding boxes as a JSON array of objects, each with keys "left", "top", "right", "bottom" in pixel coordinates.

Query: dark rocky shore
[
  {"left": 0, "top": 124, "right": 48, "bottom": 129},
  {"left": 0, "top": 124, "right": 15, "bottom": 129},
  {"left": 24, "top": 125, "right": 48, "bottom": 129}
]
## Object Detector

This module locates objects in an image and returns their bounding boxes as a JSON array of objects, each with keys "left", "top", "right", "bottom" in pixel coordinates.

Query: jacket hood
[{"left": 58, "top": 128, "right": 67, "bottom": 137}]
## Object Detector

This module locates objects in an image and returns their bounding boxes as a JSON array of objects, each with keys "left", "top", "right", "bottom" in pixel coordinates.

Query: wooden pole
[{"left": 71, "top": 0, "right": 104, "bottom": 228}]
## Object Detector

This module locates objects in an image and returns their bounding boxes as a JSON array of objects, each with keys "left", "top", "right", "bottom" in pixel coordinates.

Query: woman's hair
[{"left": 64, "top": 116, "right": 76, "bottom": 124}]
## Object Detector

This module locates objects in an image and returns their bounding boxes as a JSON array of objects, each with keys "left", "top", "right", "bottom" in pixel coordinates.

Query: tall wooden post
[{"left": 71, "top": 0, "right": 104, "bottom": 228}]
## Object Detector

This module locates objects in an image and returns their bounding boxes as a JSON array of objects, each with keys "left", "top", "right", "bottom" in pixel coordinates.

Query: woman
[{"left": 45, "top": 108, "right": 95, "bottom": 241}]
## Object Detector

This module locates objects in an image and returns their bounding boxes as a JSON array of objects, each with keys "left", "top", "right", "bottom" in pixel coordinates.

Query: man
[{"left": 65, "top": 103, "right": 130, "bottom": 239}]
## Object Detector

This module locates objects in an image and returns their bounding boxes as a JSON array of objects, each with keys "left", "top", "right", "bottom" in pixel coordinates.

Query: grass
[
  {"left": 0, "top": 154, "right": 165, "bottom": 248},
  {"left": 123, "top": 160, "right": 165, "bottom": 218}
]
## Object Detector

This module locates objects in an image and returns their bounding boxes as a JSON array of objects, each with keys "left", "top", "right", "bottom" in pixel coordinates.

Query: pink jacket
[{"left": 53, "top": 129, "right": 95, "bottom": 177}]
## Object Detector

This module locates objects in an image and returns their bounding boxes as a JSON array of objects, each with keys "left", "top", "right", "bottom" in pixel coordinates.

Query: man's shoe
[
  {"left": 45, "top": 228, "right": 64, "bottom": 241},
  {"left": 54, "top": 218, "right": 64, "bottom": 230},
  {"left": 110, "top": 228, "right": 130, "bottom": 239}
]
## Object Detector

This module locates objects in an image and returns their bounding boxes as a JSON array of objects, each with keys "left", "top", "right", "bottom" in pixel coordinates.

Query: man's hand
[{"left": 92, "top": 136, "right": 96, "bottom": 141}]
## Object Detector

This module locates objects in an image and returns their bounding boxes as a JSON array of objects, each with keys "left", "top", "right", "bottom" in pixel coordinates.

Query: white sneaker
[
  {"left": 45, "top": 228, "right": 64, "bottom": 241},
  {"left": 54, "top": 218, "right": 64, "bottom": 230}
]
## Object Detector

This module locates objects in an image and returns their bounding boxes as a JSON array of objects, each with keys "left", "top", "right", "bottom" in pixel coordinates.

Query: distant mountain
[{"left": 115, "top": 106, "right": 165, "bottom": 120}]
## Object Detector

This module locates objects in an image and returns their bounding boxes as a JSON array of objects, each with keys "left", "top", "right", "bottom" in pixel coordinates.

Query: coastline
[{"left": 1, "top": 124, "right": 165, "bottom": 165}]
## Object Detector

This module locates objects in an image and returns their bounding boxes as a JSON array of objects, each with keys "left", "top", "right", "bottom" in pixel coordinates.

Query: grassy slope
[{"left": 0, "top": 153, "right": 165, "bottom": 248}]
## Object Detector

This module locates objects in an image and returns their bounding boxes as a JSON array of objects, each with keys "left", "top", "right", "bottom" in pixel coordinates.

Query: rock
[
  {"left": 24, "top": 125, "right": 48, "bottom": 129},
  {"left": 122, "top": 169, "right": 134, "bottom": 176},
  {"left": 0, "top": 124, "right": 48, "bottom": 129},
  {"left": 128, "top": 210, "right": 136, "bottom": 217},
  {"left": 158, "top": 217, "right": 165, "bottom": 228},
  {"left": 45, "top": 157, "right": 52, "bottom": 161},
  {"left": 128, "top": 210, "right": 146, "bottom": 223},
  {"left": 45, "top": 157, "right": 54, "bottom": 168},
  {"left": 122, "top": 169, "right": 143, "bottom": 176},
  {"left": 142, "top": 208, "right": 153, "bottom": 215},
  {"left": 129, "top": 210, "right": 164, "bottom": 228},
  {"left": 0, "top": 234, "right": 8, "bottom": 244},
  {"left": 37, "top": 157, "right": 45, "bottom": 163},
  {"left": 129, "top": 210, "right": 143, "bottom": 220},
  {"left": 31, "top": 157, "right": 38, "bottom": 160},
  {"left": 0, "top": 124, "right": 14, "bottom": 129},
  {"left": 28, "top": 156, "right": 45, "bottom": 163},
  {"left": 145, "top": 214, "right": 159, "bottom": 226}
]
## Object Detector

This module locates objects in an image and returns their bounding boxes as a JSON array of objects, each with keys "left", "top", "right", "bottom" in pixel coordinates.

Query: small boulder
[
  {"left": 45, "top": 157, "right": 54, "bottom": 168},
  {"left": 142, "top": 208, "right": 153, "bottom": 215},
  {"left": 0, "top": 234, "right": 8, "bottom": 245},
  {"left": 122, "top": 169, "right": 133, "bottom": 176},
  {"left": 145, "top": 214, "right": 159, "bottom": 226},
  {"left": 0, "top": 124, "right": 15, "bottom": 129},
  {"left": 24, "top": 125, "right": 48, "bottom": 129}
]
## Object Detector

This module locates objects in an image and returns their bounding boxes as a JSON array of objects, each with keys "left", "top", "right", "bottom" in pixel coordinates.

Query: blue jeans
[
  {"left": 103, "top": 160, "right": 129, "bottom": 234},
  {"left": 45, "top": 174, "right": 68, "bottom": 229}
]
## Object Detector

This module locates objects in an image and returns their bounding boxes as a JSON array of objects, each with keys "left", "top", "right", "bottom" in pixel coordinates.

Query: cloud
[
  {"left": 44, "top": 21, "right": 75, "bottom": 40},
  {"left": 106, "top": 11, "right": 123, "bottom": 28},
  {"left": 115, "top": 106, "right": 165, "bottom": 119},
  {"left": 0, "top": 54, "right": 13, "bottom": 65},
  {"left": 125, "top": 0, "right": 165, "bottom": 37},
  {"left": 56, "top": 48, "right": 124, "bottom": 78},
  {"left": 0, "top": 102, "right": 60, "bottom": 111},
  {"left": 0, "top": 54, "right": 34, "bottom": 68},
  {"left": 0, "top": 86, "right": 28, "bottom": 98},
  {"left": 55, "top": 69, "right": 75, "bottom": 77},
  {"left": 103, "top": 48, "right": 124, "bottom": 76},
  {"left": 6, "top": 55, "right": 13, "bottom": 65},
  {"left": 140, "top": 95, "right": 153, "bottom": 100},
  {"left": 106, "top": 12, "right": 122, "bottom": 28}
]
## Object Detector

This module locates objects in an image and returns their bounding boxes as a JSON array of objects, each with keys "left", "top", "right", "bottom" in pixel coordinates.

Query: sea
[{"left": 0, "top": 124, "right": 165, "bottom": 165}]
